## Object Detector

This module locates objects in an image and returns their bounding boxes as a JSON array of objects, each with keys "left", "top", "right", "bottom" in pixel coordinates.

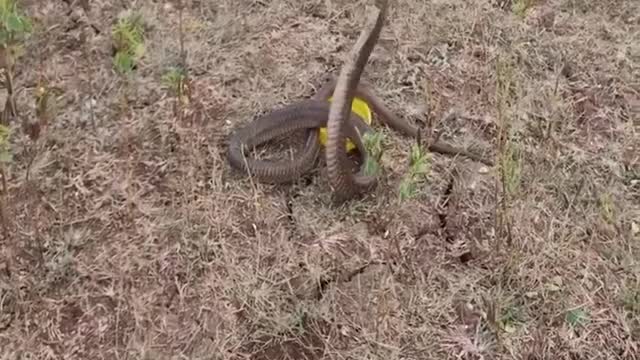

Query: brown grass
[{"left": 0, "top": 0, "right": 638, "bottom": 359}]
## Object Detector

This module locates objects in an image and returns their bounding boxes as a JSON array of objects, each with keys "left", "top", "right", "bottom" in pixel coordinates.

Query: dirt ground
[{"left": 0, "top": 0, "right": 638, "bottom": 359}]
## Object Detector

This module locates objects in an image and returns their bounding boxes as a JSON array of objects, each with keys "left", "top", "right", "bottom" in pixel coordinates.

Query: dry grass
[{"left": 0, "top": 0, "right": 638, "bottom": 359}]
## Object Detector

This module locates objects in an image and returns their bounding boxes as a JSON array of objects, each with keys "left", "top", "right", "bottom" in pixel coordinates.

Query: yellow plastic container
[{"left": 319, "top": 97, "right": 373, "bottom": 152}]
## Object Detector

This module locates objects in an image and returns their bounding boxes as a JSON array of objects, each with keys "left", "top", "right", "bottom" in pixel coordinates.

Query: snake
[
  {"left": 227, "top": 0, "right": 493, "bottom": 201},
  {"left": 226, "top": 77, "right": 375, "bottom": 184}
]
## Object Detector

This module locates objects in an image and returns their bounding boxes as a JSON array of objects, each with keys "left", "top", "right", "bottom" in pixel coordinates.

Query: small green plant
[
  {"left": 43, "top": 237, "right": 78, "bottom": 286},
  {"left": 598, "top": 192, "right": 616, "bottom": 224},
  {"left": 162, "top": 66, "right": 187, "bottom": 96},
  {"left": 362, "top": 131, "right": 385, "bottom": 177},
  {"left": 499, "top": 303, "right": 525, "bottom": 333},
  {"left": 0, "top": 0, "right": 31, "bottom": 125},
  {"left": 0, "top": 124, "right": 11, "bottom": 164},
  {"left": 512, "top": 0, "right": 537, "bottom": 19},
  {"left": 162, "top": 65, "right": 191, "bottom": 107},
  {"left": 162, "top": 1, "right": 192, "bottom": 122},
  {"left": 501, "top": 140, "right": 522, "bottom": 196},
  {"left": 565, "top": 307, "right": 589, "bottom": 328},
  {"left": 398, "top": 142, "right": 431, "bottom": 201},
  {"left": 494, "top": 54, "right": 521, "bottom": 247},
  {"left": 0, "top": 0, "right": 31, "bottom": 235},
  {"left": 23, "top": 80, "right": 60, "bottom": 182},
  {"left": 111, "top": 12, "right": 146, "bottom": 74},
  {"left": 0, "top": 0, "right": 31, "bottom": 46}
]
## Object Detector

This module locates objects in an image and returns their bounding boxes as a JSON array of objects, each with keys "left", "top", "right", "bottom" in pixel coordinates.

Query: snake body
[
  {"left": 227, "top": 80, "right": 374, "bottom": 184},
  {"left": 227, "top": 0, "right": 492, "bottom": 200},
  {"left": 325, "top": 0, "right": 391, "bottom": 202}
]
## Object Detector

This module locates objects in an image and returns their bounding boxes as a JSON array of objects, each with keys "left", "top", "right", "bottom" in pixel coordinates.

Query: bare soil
[{"left": 0, "top": 0, "right": 638, "bottom": 359}]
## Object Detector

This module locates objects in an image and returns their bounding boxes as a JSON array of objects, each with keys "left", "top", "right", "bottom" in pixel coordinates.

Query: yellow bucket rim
[{"left": 319, "top": 97, "right": 373, "bottom": 152}]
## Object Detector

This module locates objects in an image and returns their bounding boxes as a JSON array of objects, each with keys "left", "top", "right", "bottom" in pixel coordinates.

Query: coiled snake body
[{"left": 227, "top": 0, "right": 491, "bottom": 203}]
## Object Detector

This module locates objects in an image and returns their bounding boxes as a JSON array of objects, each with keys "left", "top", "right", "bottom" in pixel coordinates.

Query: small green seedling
[
  {"left": 362, "top": 131, "right": 385, "bottom": 177},
  {"left": 0, "top": 0, "right": 31, "bottom": 46},
  {"left": 565, "top": 307, "right": 589, "bottom": 328},
  {"left": 501, "top": 140, "right": 522, "bottom": 196},
  {"left": 399, "top": 142, "right": 431, "bottom": 201},
  {"left": 162, "top": 66, "right": 186, "bottom": 95},
  {"left": 0, "top": 0, "right": 31, "bottom": 124},
  {"left": 162, "top": 66, "right": 191, "bottom": 106},
  {"left": 512, "top": 0, "right": 537, "bottom": 19},
  {"left": 499, "top": 304, "right": 525, "bottom": 333},
  {"left": 0, "top": 123, "right": 10, "bottom": 163},
  {"left": 112, "top": 12, "right": 146, "bottom": 74},
  {"left": 598, "top": 192, "right": 616, "bottom": 224}
]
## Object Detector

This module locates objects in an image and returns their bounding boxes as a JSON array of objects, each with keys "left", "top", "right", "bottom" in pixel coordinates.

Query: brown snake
[{"left": 227, "top": 0, "right": 492, "bottom": 201}]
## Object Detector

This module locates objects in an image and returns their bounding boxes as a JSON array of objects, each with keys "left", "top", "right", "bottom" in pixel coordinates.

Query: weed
[
  {"left": 499, "top": 303, "right": 525, "bottom": 333},
  {"left": 162, "top": 65, "right": 191, "bottom": 118},
  {"left": 362, "top": 131, "right": 385, "bottom": 177},
  {"left": 565, "top": 307, "right": 590, "bottom": 328},
  {"left": 501, "top": 139, "right": 522, "bottom": 196},
  {"left": 0, "top": 124, "right": 10, "bottom": 164},
  {"left": 163, "top": 0, "right": 193, "bottom": 123},
  {"left": 494, "top": 54, "right": 521, "bottom": 248},
  {"left": 598, "top": 192, "right": 616, "bottom": 224},
  {"left": 162, "top": 66, "right": 187, "bottom": 97},
  {"left": 512, "top": 0, "right": 537, "bottom": 18},
  {"left": 111, "top": 11, "right": 145, "bottom": 74},
  {"left": 44, "top": 239, "right": 77, "bottom": 287},
  {"left": 398, "top": 142, "right": 431, "bottom": 201},
  {"left": 0, "top": 0, "right": 30, "bottom": 45},
  {"left": 0, "top": 0, "right": 31, "bottom": 125}
]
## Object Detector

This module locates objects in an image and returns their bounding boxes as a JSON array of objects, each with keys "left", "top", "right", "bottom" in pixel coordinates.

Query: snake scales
[{"left": 227, "top": 0, "right": 492, "bottom": 202}]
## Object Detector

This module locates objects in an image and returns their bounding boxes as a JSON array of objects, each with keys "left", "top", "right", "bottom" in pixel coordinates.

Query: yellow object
[{"left": 319, "top": 97, "right": 373, "bottom": 152}]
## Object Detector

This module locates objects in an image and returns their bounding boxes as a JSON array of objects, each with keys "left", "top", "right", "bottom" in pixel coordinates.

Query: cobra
[{"left": 227, "top": 0, "right": 492, "bottom": 202}]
